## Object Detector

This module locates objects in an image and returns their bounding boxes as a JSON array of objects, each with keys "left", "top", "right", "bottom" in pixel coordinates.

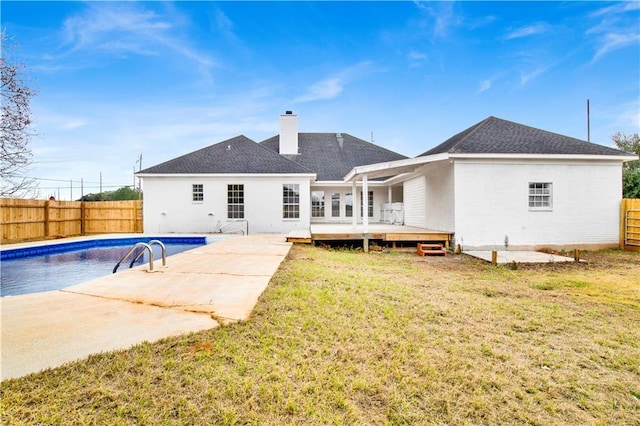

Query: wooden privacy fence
[
  {"left": 621, "top": 198, "right": 640, "bottom": 252},
  {"left": 1, "top": 199, "right": 143, "bottom": 243}
]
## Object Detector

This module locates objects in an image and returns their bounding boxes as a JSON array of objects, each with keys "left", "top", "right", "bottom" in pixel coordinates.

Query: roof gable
[
  {"left": 419, "top": 116, "right": 631, "bottom": 157},
  {"left": 260, "top": 133, "right": 407, "bottom": 181},
  {"left": 139, "top": 135, "right": 313, "bottom": 175}
]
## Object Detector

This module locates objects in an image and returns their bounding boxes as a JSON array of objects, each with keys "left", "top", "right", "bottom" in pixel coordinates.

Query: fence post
[
  {"left": 132, "top": 201, "right": 137, "bottom": 232},
  {"left": 620, "top": 199, "right": 627, "bottom": 249},
  {"left": 44, "top": 200, "right": 51, "bottom": 238},
  {"left": 80, "top": 202, "right": 85, "bottom": 235}
]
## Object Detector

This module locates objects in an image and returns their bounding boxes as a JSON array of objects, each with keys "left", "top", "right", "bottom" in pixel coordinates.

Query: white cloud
[
  {"left": 295, "top": 78, "right": 343, "bottom": 103},
  {"left": 60, "top": 3, "right": 214, "bottom": 71},
  {"left": 215, "top": 9, "right": 238, "bottom": 43},
  {"left": 407, "top": 50, "right": 428, "bottom": 67},
  {"left": 413, "top": 1, "right": 461, "bottom": 39},
  {"left": 590, "top": 1, "right": 640, "bottom": 18},
  {"left": 294, "top": 62, "right": 375, "bottom": 103},
  {"left": 478, "top": 79, "right": 492, "bottom": 93},
  {"left": 505, "top": 23, "right": 549, "bottom": 40},
  {"left": 587, "top": 1, "right": 640, "bottom": 63},
  {"left": 592, "top": 32, "right": 640, "bottom": 63},
  {"left": 62, "top": 3, "right": 171, "bottom": 54},
  {"left": 519, "top": 64, "right": 552, "bottom": 86},
  {"left": 478, "top": 72, "right": 506, "bottom": 94}
]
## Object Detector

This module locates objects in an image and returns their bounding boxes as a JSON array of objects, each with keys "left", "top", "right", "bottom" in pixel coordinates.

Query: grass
[{"left": 2, "top": 246, "right": 639, "bottom": 425}]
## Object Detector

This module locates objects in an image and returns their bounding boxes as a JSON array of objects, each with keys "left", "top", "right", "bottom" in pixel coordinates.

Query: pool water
[{"left": 1, "top": 239, "right": 205, "bottom": 297}]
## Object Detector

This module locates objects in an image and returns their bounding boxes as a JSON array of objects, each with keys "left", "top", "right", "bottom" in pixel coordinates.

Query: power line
[{"left": 24, "top": 177, "right": 135, "bottom": 186}]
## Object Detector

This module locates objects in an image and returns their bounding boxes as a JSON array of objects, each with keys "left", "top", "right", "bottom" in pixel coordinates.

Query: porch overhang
[
  {"left": 343, "top": 151, "right": 638, "bottom": 183},
  {"left": 343, "top": 153, "right": 450, "bottom": 182}
]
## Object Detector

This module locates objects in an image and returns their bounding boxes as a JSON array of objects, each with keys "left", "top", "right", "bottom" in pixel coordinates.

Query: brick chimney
[{"left": 279, "top": 111, "right": 298, "bottom": 155}]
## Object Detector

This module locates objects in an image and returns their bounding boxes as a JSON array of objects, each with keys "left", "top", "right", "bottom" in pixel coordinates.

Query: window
[
  {"left": 360, "top": 190, "right": 374, "bottom": 217},
  {"left": 192, "top": 184, "right": 203, "bottom": 202},
  {"left": 312, "top": 191, "right": 325, "bottom": 218},
  {"left": 227, "top": 184, "right": 244, "bottom": 219},
  {"left": 529, "top": 182, "right": 552, "bottom": 210},
  {"left": 331, "top": 193, "right": 340, "bottom": 217},
  {"left": 283, "top": 184, "right": 300, "bottom": 219},
  {"left": 345, "top": 193, "right": 353, "bottom": 217}
]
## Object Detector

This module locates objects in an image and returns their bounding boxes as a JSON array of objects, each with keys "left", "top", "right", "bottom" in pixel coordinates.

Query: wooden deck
[{"left": 286, "top": 223, "right": 453, "bottom": 248}]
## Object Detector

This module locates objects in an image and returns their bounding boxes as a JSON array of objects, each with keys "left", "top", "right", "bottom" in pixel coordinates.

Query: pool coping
[{"left": 0, "top": 233, "right": 235, "bottom": 260}]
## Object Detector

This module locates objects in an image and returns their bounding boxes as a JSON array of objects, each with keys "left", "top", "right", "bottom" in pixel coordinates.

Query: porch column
[
  {"left": 388, "top": 186, "right": 392, "bottom": 203},
  {"left": 362, "top": 174, "right": 369, "bottom": 234},
  {"left": 352, "top": 179, "right": 357, "bottom": 228}
]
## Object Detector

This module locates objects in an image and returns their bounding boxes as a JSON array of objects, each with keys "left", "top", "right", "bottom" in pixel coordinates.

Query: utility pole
[
  {"left": 100, "top": 172, "right": 103, "bottom": 196},
  {"left": 135, "top": 153, "right": 143, "bottom": 192},
  {"left": 587, "top": 99, "right": 591, "bottom": 143}
]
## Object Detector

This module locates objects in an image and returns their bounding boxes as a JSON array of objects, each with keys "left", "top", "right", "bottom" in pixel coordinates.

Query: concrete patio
[
  {"left": 464, "top": 250, "right": 581, "bottom": 265},
  {"left": 0, "top": 234, "right": 291, "bottom": 380}
]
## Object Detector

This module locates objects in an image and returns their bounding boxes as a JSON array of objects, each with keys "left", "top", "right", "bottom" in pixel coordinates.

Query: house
[
  {"left": 137, "top": 112, "right": 637, "bottom": 250},
  {"left": 137, "top": 111, "right": 406, "bottom": 235},
  {"left": 344, "top": 116, "right": 637, "bottom": 250}
]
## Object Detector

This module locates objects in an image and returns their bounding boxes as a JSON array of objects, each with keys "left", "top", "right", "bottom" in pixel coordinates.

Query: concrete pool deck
[{"left": 1, "top": 234, "right": 292, "bottom": 381}]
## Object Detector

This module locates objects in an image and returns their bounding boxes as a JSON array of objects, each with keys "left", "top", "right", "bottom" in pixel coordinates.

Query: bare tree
[{"left": 1, "top": 31, "right": 38, "bottom": 198}]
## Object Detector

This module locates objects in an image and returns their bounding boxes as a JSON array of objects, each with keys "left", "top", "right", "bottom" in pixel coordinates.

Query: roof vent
[{"left": 336, "top": 133, "right": 344, "bottom": 148}]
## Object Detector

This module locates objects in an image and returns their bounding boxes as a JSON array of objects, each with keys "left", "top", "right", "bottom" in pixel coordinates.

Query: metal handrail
[
  {"left": 113, "top": 242, "right": 154, "bottom": 273},
  {"left": 128, "top": 240, "right": 166, "bottom": 269}
]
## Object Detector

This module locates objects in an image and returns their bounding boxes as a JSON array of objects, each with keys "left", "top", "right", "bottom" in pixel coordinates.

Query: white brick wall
[
  {"left": 453, "top": 159, "right": 622, "bottom": 249},
  {"left": 423, "top": 161, "right": 455, "bottom": 232},
  {"left": 142, "top": 175, "right": 312, "bottom": 234},
  {"left": 403, "top": 175, "right": 426, "bottom": 228}
]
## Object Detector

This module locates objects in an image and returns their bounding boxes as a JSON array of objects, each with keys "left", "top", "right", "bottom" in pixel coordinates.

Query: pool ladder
[{"left": 113, "top": 240, "right": 167, "bottom": 273}]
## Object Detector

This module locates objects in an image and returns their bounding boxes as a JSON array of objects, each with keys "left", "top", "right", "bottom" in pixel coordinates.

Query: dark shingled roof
[
  {"left": 259, "top": 133, "right": 407, "bottom": 181},
  {"left": 419, "top": 116, "right": 631, "bottom": 157},
  {"left": 139, "top": 135, "right": 313, "bottom": 175}
]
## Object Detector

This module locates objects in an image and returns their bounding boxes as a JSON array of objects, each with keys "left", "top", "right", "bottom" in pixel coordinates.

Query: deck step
[
  {"left": 417, "top": 243, "right": 447, "bottom": 256},
  {"left": 286, "top": 229, "right": 312, "bottom": 244}
]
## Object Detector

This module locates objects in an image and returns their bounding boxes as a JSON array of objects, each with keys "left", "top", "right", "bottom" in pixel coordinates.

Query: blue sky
[{"left": 2, "top": 1, "right": 639, "bottom": 199}]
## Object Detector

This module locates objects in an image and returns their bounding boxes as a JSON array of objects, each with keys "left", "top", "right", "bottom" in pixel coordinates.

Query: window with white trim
[
  {"left": 312, "top": 191, "right": 325, "bottom": 218},
  {"left": 192, "top": 184, "right": 203, "bottom": 202},
  {"left": 282, "top": 184, "right": 300, "bottom": 219},
  {"left": 227, "top": 184, "right": 244, "bottom": 219},
  {"left": 345, "top": 193, "right": 353, "bottom": 217},
  {"left": 529, "top": 182, "right": 552, "bottom": 210},
  {"left": 331, "top": 193, "right": 340, "bottom": 217},
  {"left": 360, "top": 190, "right": 374, "bottom": 217}
]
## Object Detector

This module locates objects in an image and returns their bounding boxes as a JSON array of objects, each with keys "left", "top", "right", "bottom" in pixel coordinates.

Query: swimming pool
[{"left": 1, "top": 236, "right": 219, "bottom": 297}]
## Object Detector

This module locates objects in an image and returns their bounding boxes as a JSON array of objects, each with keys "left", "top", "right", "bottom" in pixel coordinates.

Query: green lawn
[{"left": 2, "top": 246, "right": 639, "bottom": 425}]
